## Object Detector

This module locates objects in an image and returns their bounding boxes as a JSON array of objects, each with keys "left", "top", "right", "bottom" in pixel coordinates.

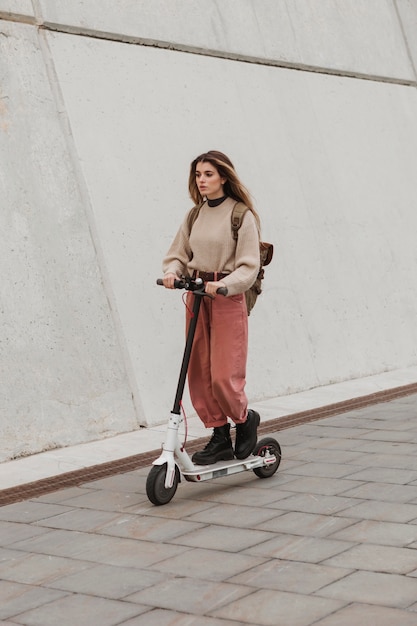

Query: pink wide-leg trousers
[{"left": 186, "top": 291, "right": 248, "bottom": 428}]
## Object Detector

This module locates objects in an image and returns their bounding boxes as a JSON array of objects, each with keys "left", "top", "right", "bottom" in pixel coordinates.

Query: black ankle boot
[
  {"left": 192, "top": 424, "right": 234, "bottom": 465},
  {"left": 234, "top": 409, "right": 260, "bottom": 459}
]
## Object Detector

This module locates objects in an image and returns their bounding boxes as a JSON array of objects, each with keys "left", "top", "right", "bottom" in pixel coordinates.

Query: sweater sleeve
[{"left": 162, "top": 211, "right": 193, "bottom": 277}]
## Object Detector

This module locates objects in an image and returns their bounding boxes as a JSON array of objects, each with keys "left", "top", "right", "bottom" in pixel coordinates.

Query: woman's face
[{"left": 195, "top": 161, "right": 226, "bottom": 200}]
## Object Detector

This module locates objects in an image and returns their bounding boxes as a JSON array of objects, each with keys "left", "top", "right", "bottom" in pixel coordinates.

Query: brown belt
[{"left": 192, "top": 271, "right": 228, "bottom": 282}]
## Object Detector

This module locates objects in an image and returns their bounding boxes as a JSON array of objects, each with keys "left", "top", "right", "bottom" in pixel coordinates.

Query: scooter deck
[{"left": 181, "top": 454, "right": 274, "bottom": 482}]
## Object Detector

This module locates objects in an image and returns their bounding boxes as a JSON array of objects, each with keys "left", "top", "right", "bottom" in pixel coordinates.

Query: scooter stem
[{"left": 171, "top": 291, "right": 203, "bottom": 415}]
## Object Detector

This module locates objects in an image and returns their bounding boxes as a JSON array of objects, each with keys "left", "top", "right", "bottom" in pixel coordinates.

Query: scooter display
[{"left": 146, "top": 276, "right": 281, "bottom": 505}]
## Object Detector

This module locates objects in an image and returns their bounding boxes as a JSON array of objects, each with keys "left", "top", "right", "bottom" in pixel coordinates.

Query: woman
[{"left": 162, "top": 150, "right": 261, "bottom": 465}]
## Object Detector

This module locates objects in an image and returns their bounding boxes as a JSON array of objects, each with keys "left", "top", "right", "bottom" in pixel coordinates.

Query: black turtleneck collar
[{"left": 207, "top": 195, "right": 228, "bottom": 207}]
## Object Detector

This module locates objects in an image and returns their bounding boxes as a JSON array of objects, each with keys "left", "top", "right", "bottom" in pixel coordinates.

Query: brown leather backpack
[{"left": 188, "top": 201, "right": 273, "bottom": 315}]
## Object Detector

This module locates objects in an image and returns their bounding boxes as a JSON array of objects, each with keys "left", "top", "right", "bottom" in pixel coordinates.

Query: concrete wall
[{"left": 1, "top": 1, "right": 417, "bottom": 461}]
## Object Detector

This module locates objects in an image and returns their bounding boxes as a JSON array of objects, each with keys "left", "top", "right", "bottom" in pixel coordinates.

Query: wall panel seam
[
  {"left": 393, "top": 0, "right": 417, "bottom": 83},
  {"left": 35, "top": 27, "right": 146, "bottom": 427},
  {"left": 1, "top": 12, "right": 415, "bottom": 87},
  {"left": 39, "top": 22, "right": 417, "bottom": 87}
]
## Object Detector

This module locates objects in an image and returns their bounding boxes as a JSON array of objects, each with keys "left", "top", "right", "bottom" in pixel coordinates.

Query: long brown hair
[{"left": 188, "top": 150, "right": 261, "bottom": 234}]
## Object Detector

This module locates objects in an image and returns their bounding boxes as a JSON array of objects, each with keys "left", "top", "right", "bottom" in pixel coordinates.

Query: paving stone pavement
[{"left": 2, "top": 394, "right": 417, "bottom": 624}]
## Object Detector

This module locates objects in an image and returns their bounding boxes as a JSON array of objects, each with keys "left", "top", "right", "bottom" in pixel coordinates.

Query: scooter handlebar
[{"left": 156, "top": 278, "right": 228, "bottom": 296}]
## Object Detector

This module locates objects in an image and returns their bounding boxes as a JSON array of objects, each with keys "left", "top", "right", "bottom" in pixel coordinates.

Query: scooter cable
[
  {"left": 182, "top": 292, "right": 194, "bottom": 316},
  {"left": 180, "top": 400, "right": 188, "bottom": 447}
]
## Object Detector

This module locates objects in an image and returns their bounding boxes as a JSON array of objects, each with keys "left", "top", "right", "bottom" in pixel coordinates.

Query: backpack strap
[
  {"left": 231, "top": 202, "right": 249, "bottom": 240},
  {"left": 186, "top": 201, "right": 205, "bottom": 234}
]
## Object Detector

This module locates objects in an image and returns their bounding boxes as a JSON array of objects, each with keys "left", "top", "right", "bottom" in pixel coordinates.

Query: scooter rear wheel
[
  {"left": 253, "top": 437, "right": 281, "bottom": 478},
  {"left": 146, "top": 463, "right": 180, "bottom": 505}
]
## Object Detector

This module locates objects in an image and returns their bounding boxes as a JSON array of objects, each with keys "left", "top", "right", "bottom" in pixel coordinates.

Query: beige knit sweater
[{"left": 163, "top": 197, "right": 260, "bottom": 296}]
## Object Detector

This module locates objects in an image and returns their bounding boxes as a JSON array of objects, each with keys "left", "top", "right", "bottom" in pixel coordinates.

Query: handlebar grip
[
  {"left": 156, "top": 278, "right": 186, "bottom": 289},
  {"left": 216, "top": 287, "right": 228, "bottom": 296}
]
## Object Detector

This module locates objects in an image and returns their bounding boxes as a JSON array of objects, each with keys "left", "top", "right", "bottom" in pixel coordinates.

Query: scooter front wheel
[
  {"left": 146, "top": 463, "right": 180, "bottom": 505},
  {"left": 253, "top": 437, "right": 282, "bottom": 478}
]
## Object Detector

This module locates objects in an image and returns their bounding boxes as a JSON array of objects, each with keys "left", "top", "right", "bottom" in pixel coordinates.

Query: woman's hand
[
  {"left": 205, "top": 280, "right": 226, "bottom": 295},
  {"left": 162, "top": 273, "right": 177, "bottom": 289}
]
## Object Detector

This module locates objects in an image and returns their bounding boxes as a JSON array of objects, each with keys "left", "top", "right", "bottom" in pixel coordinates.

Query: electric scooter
[{"left": 146, "top": 276, "right": 281, "bottom": 506}]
